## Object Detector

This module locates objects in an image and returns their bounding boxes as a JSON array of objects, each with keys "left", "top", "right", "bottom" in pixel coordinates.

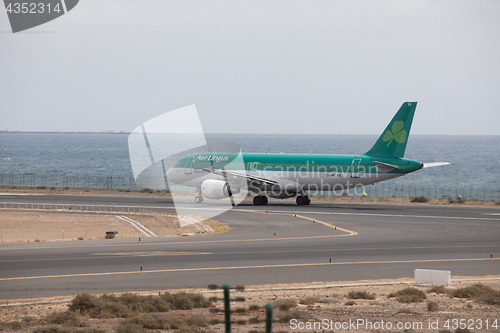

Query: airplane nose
[{"left": 166, "top": 168, "right": 173, "bottom": 180}]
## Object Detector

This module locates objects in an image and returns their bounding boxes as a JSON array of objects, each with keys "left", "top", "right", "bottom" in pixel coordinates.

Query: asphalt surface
[{"left": 0, "top": 193, "right": 499, "bottom": 299}]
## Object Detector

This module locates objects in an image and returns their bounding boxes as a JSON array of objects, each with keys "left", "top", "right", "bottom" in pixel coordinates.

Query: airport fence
[{"left": 1, "top": 171, "right": 499, "bottom": 201}]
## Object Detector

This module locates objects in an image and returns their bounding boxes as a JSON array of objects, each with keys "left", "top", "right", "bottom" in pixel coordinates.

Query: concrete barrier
[{"left": 415, "top": 269, "right": 451, "bottom": 286}]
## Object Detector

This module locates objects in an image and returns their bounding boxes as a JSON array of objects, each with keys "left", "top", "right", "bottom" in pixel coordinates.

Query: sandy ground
[
  {"left": 0, "top": 276, "right": 499, "bottom": 332},
  {"left": 0, "top": 211, "right": 229, "bottom": 243},
  {"left": 2, "top": 186, "right": 499, "bottom": 207}
]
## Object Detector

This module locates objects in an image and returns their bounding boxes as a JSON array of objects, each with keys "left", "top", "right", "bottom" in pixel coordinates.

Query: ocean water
[{"left": 0, "top": 133, "right": 499, "bottom": 190}]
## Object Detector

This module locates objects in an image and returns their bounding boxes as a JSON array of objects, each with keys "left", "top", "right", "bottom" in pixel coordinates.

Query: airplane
[{"left": 165, "top": 102, "right": 449, "bottom": 206}]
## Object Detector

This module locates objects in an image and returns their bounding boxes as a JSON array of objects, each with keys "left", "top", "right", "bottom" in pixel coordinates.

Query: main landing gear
[
  {"left": 296, "top": 195, "right": 310, "bottom": 205},
  {"left": 253, "top": 195, "right": 268, "bottom": 206},
  {"left": 195, "top": 188, "right": 203, "bottom": 203}
]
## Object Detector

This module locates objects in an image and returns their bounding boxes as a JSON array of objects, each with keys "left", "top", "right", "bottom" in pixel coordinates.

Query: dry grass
[
  {"left": 1, "top": 321, "right": 23, "bottom": 330},
  {"left": 299, "top": 296, "right": 317, "bottom": 305},
  {"left": 273, "top": 298, "right": 298, "bottom": 311},
  {"left": 387, "top": 287, "right": 426, "bottom": 303},
  {"left": 276, "top": 310, "right": 313, "bottom": 323},
  {"left": 114, "top": 324, "right": 146, "bottom": 333},
  {"left": 427, "top": 301, "right": 439, "bottom": 311},
  {"left": 348, "top": 291, "right": 376, "bottom": 300}
]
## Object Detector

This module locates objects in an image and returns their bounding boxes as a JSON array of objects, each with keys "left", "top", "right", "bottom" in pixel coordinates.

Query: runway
[{"left": 0, "top": 193, "right": 499, "bottom": 299}]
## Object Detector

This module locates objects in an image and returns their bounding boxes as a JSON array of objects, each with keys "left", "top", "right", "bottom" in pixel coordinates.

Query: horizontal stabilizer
[
  {"left": 373, "top": 161, "right": 400, "bottom": 172},
  {"left": 423, "top": 162, "right": 450, "bottom": 168}
]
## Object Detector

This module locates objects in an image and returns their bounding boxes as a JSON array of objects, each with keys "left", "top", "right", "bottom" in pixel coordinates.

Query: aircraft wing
[
  {"left": 203, "top": 168, "right": 280, "bottom": 186},
  {"left": 422, "top": 162, "right": 450, "bottom": 168}
]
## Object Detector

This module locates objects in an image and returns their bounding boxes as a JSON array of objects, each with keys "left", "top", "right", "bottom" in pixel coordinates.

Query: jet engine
[
  {"left": 201, "top": 179, "right": 240, "bottom": 199},
  {"left": 266, "top": 188, "right": 296, "bottom": 199}
]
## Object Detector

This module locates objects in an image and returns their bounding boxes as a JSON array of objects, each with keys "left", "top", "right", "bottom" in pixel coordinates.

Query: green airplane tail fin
[{"left": 365, "top": 102, "right": 417, "bottom": 158}]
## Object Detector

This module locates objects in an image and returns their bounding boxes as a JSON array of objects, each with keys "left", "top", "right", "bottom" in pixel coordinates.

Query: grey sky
[{"left": 1, "top": 0, "right": 499, "bottom": 135}]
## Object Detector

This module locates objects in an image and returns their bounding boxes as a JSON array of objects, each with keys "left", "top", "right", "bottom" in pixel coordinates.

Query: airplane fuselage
[{"left": 167, "top": 152, "right": 422, "bottom": 194}]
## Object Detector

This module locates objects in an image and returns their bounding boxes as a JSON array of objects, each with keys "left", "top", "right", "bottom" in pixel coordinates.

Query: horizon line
[{"left": 0, "top": 130, "right": 499, "bottom": 136}]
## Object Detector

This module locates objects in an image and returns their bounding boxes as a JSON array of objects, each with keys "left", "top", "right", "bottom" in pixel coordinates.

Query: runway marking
[
  {"left": 93, "top": 251, "right": 212, "bottom": 256},
  {"left": 0, "top": 233, "right": 350, "bottom": 252},
  {"left": 116, "top": 216, "right": 156, "bottom": 237},
  {"left": 235, "top": 209, "right": 358, "bottom": 236},
  {"left": 1, "top": 258, "right": 498, "bottom": 281},
  {"left": 3, "top": 201, "right": 499, "bottom": 221},
  {"left": 234, "top": 208, "right": 500, "bottom": 222},
  {"left": 0, "top": 244, "right": 498, "bottom": 263}
]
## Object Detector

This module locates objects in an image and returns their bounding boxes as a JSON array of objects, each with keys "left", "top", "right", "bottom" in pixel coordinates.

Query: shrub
[
  {"left": 388, "top": 287, "right": 426, "bottom": 303},
  {"left": 185, "top": 315, "right": 209, "bottom": 328},
  {"left": 104, "top": 234, "right": 115, "bottom": 239},
  {"left": 69, "top": 294, "right": 97, "bottom": 314},
  {"left": 77, "top": 237, "right": 84, "bottom": 241},
  {"left": 125, "top": 314, "right": 187, "bottom": 330},
  {"left": 114, "top": 324, "right": 146, "bottom": 333},
  {"left": 411, "top": 196, "right": 429, "bottom": 203},
  {"left": 22, "top": 316, "right": 36, "bottom": 323},
  {"left": 33, "top": 327, "right": 68, "bottom": 333},
  {"left": 427, "top": 301, "right": 439, "bottom": 311},
  {"left": 45, "top": 311, "right": 85, "bottom": 327},
  {"left": 140, "top": 188, "right": 154, "bottom": 194},
  {"left": 495, "top": 201, "right": 500, "bottom": 205},
  {"left": 348, "top": 291, "right": 376, "bottom": 300},
  {"left": 91, "top": 295, "right": 131, "bottom": 318},
  {"left": 455, "top": 329, "right": 472, "bottom": 333},
  {"left": 161, "top": 292, "right": 212, "bottom": 310},
  {"left": 450, "top": 283, "right": 500, "bottom": 305},
  {"left": 299, "top": 296, "right": 317, "bottom": 305},
  {"left": 120, "top": 293, "right": 170, "bottom": 313},
  {"left": 70, "top": 292, "right": 210, "bottom": 319},
  {"left": 345, "top": 300, "right": 356, "bottom": 306},
  {"left": 428, "top": 286, "right": 449, "bottom": 294},
  {"left": 273, "top": 299, "right": 298, "bottom": 311}
]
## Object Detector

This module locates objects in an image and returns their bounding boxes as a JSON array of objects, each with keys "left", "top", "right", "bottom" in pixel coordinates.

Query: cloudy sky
[{"left": 1, "top": 0, "right": 499, "bottom": 135}]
